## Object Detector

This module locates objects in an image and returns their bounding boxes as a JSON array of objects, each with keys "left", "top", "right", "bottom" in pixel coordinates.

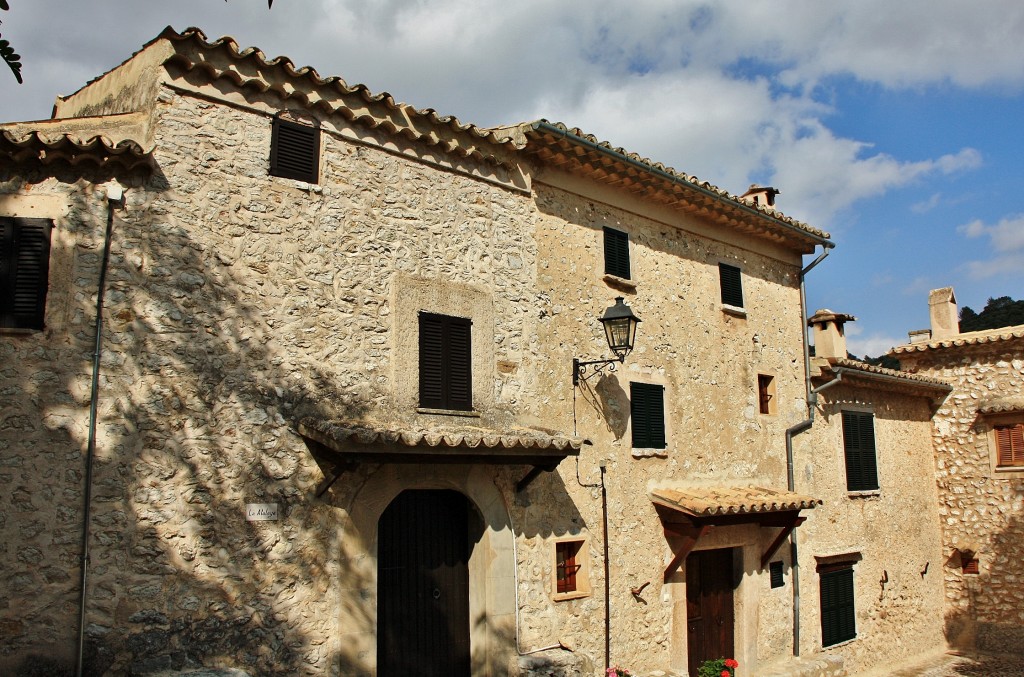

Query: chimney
[
  {"left": 929, "top": 287, "right": 959, "bottom": 340},
  {"left": 808, "top": 309, "right": 856, "bottom": 360},
  {"left": 740, "top": 184, "right": 780, "bottom": 208}
]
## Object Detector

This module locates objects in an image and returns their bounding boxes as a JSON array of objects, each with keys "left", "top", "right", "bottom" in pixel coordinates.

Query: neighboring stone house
[
  {"left": 0, "top": 26, "right": 952, "bottom": 677},
  {"left": 891, "top": 288, "right": 1024, "bottom": 654}
]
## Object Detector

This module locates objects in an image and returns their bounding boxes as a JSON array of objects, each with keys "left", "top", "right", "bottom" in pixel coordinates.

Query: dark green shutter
[
  {"left": 603, "top": 227, "right": 630, "bottom": 279},
  {"left": 842, "top": 411, "right": 879, "bottom": 491},
  {"left": 719, "top": 263, "right": 743, "bottom": 307},
  {"left": 820, "top": 566, "right": 856, "bottom": 646},
  {"left": 270, "top": 116, "right": 320, "bottom": 183},
  {"left": 630, "top": 382, "right": 666, "bottom": 449},
  {"left": 770, "top": 561, "right": 784, "bottom": 588},
  {"left": 0, "top": 217, "right": 52, "bottom": 330},
  {"left": 418, "top": 312, "right": 472, "bottom": 411}
]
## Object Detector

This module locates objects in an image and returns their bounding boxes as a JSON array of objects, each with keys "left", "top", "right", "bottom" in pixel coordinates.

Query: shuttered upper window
[
  {"left": 603, "top": 227, "right": 630, "bottom": 280},
  {"left": 719, "top": 263, "right": 744, "bottom": 308},
  {"left": 995, "top": 422, "right": 1024, "bottom": 468},
  {"left": 630, "top": 382, "right": 666, "bottom": 449},
  {"left": 842, "top": 411, "right": 879, "bottom": 492},
  {"left": 418, "top": 312, "right": 472, "bottom": 411},
  {"left": 819, "top": 563, "right": 856, "bottom": 646},
  {"left": 1, "top": 217, "right": 52, "bottom": 331},
  {"left": 269, "top": 114, "right": 320, "bottom": 183}
]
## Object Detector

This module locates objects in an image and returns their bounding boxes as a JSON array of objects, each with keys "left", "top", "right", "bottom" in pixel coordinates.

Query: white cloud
[
  {"left": 846, "top": 332, "right": 904, "bottom": 359},
  {"left": 911, "top": 193, "right": 942, "bottom": 214},
  {"left": 958, "top": 214, "right": 1024, "bottom": 278}
]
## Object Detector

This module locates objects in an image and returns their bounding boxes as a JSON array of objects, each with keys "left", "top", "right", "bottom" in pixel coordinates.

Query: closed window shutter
[
  {"left": 270, "top": 117, "right": 320, "bottom": 183},
  {"left": 820, "top": 567, "right": 856, "bottom": 646},
  {"left": 719, "top": 263, "right": 744, "bottom": 307},
  {"left": 603, "top": 227, "right": 630, "bottom": 279},
  {"left": 418, "top": 312, "right": 472, "bottom": 411},
  {"left": 1, "top": 217, "right": 52, "bottom": 330},
  {"left": 842, "top": 411, "right": 879, "bottom": 491},
  {"left": 631, "top": 382, "right": 666, "bottom": 449},
  {"left": 996, "top": 423, "right": 1024, "bottom": 467}
]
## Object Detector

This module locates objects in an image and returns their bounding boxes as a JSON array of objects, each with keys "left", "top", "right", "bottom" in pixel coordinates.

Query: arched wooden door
[{"left": 377, "top": 490, "right": 470, "bottom": 677}]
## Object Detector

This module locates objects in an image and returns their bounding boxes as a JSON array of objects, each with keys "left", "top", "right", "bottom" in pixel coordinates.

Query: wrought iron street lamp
[{"left": 573, "top": 297, "right": 641, "bottom": 385}]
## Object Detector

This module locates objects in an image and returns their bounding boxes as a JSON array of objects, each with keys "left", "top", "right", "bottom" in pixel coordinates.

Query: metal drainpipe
[
  {"left": 785, "top": 243, "right": 833, "bottom": 657},
  {"left": 600, "top": 461, "right": 610, "bottom": 672},
  {"left": 76, "top": 185, "right": 123, "bottom": 677}
]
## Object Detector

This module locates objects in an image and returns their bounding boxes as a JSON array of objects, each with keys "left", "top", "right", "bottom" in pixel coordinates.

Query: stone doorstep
[{"left": 757, "top": 654, "right": 846, "bottom": 677}]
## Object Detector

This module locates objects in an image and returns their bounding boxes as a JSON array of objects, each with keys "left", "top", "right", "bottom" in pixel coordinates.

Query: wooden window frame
[
  {"left": 758, "top": 373, "right": 776, "bottom": 415},
  {"left": 552, "top": 537, "right": 590, "bottom": 600},
  {"left": 603, "top": 227, "right": 631, "bottom": 280},
  {"left": 418, "top": 312, "right": 473, "bottom": 412},
  {"left": 719, "top": 262, "right": 744, "bottom": 310},
  {"left": 984, "top": 413, "right": 1024, "bottom": 477},
  {"left": 630, "top": 382, "right": 667, "bottom": 450},
  {"left": 841, "top": 410, "right": 880, "bottom": 493},
  {"left": 819, "top": 562, "right": 857, "bottom": 647},
  {"left": 0, "top": 217, "right": 52, "bottom": 331},
  {"left": 269, "top": 113, "right": 320, "bottom": 183},
  {"left": 995, "top": 421, "right": 1024, "bottom": 469}
]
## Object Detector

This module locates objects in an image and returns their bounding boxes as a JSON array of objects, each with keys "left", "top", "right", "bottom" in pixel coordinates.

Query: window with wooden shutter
[
  {"left": 841, "top": 411, "right": 879, "bottom": 492},
  {"left": 0, "top": 217, "right": 52, "bottom": 331},
  {"left": 418, "top": 312, "right": 473, "bottom": 411},
  {"left": 556, "top": 541, "right": 582, "bottom": 593},
  {"left": 630, "top": 382, "right": 666, "bottom": 449},
  {"left": 995, "top": 423, "right": 1024, "bottom": 468},
  {"left": 770, "top": 560, "right": 785, "bottom": 589},
  {"left": 719, "top": 262, "right": 744, "bottom": 308},
  {"left": 269, "top": 114, "right": 320, "bottom": 183},
  {"left": 603, "top": 227, "right": 630, "bottom": 279},
  {"left": 819, "top": 564, "right": 856, "bottom": 646}
]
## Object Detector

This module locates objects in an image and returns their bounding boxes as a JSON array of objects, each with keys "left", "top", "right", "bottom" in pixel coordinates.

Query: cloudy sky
[{"left": 3, "top": 1, "right": 1023, "bottom": 356}]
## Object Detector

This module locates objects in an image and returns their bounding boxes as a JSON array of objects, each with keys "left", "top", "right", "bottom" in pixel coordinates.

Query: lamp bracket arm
[{"left": 573, "top": 356, "right": 624, "bottom": 386}]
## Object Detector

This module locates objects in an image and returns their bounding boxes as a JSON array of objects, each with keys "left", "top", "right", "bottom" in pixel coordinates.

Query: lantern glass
[{"left": 598, "top": 297, "right": 640, "bottom": 360}]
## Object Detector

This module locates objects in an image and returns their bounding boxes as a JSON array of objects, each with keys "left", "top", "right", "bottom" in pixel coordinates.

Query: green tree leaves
[{"left": 0, "top": 0, "right": 23, "bottom": 84}]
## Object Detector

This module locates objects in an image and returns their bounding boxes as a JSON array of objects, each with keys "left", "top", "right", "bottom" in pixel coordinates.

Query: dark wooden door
[
  {"left": 686, "top": 548, "right": 735, "bottom": 675},
  {"left": 377, "top": 490, "right": 470, "bottom": 677}
]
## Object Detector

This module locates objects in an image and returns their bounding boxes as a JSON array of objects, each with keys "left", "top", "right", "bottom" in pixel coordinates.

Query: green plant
[
  {"left": 698, "top": 657, "right": 739, "bottom": 677},
  {"left": 606, "top": 667, "right": 633, "bottom": 677}
]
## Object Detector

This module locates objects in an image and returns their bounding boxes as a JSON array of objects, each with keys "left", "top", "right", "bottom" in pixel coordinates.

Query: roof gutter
[{"left": 529, "top": 121, "right": 835, "bottom": 249}]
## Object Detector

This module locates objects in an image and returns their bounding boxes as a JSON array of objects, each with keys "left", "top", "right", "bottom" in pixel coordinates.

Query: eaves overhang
[
  {"left": 814, "top": 358, "right": 952, "bottom": 397},
  {"left": 0, "top": 117, "right": 154, "bottom": 172},
  {"left": 299, "top": 418, "right": 587, "bottom": 493},
  {"left": 491, "top": 120, "right": 833, "bottom": 255},
  {"left": 890, "top": 325, "right": 1024, "bottom": 356}
]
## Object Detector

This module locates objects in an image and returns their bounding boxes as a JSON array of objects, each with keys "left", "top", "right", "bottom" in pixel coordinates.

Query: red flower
[
  {"left": 721, "top": 671, "right": 730, "bottom": 677},
  {"left": 725, "top": 658, "right": 739, "bottom": 669}
]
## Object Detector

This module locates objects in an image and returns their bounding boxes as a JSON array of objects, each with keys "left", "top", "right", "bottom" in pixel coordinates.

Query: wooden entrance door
[
  {"left": 686, "top": 548, "right": 736, "bottom": 675},
  {"left": 377, "top": 490, "right": 471, "bottom": 677}
]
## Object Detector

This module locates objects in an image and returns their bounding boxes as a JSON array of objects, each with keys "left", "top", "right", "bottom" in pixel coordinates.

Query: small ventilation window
[
  {"left": 603, "top": 227, "right": 630, "bottom": 280},
  {"left": 962, "top": 557, "right": 980, "bottom": 575},
  {"left": 758, "top": 374, "right": 776, "bottom": 415},
  {"left": 770, "top": 560, "right": 785, "bottom": 588},
  {"left": 553, "top": 538, "right": 590, "bottom": 600},
  {"left": 719, "top": 263, "right": 744, "bottom": 309},
  {"left": 269, "top": 113, "right": 320, "bottom": 183}
]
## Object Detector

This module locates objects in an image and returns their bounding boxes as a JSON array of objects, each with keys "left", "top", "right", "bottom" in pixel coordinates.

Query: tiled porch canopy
[
  {"left": 650, "top": 486, "right": 822, "bottom": 581},
  {"left": 299, "top": 417, "right": 587, "bottom": 493}
]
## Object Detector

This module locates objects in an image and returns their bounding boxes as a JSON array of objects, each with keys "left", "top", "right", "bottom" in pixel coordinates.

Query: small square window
[
  {"left": 630, "top": 382, "right": 666, "bottom": 449},
  {"left": 603, "top": 227, "right": 630, "bottom": 280},
  {"left": 842, "top": 410, "right": 879, "bottom": 492},
  {"left": 962, "top": 557, "right": 980, "bottom": 575},
  {"left": 270, "top": 114, "right": 320, "bottom": 183},
  {"left": 995, "top": 422, "right": 1024, "bottom": 468},
  {"left": 418, "top": 312, "right": 472, "bottom": 411},
  {"left": 770, "top": 560, "right": 785, "bottom": 588},
  {"left": 719, "top": 262, "right": 744, "bottom": 308},
  {"left": 819, "top": 563, "right": 856, "bottom": 646},
  {"left": 553, "top": 538, "right": 590, "bottom": 600},
  {"left": 1, "top": 217, "right": 52, "bottom": 331},
  {"left": 758, "top": 374, "right": 776, "bottom": 415}
]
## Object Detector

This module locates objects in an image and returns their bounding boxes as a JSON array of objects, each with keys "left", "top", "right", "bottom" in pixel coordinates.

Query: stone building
[
  {"left": 892, "top": 288, "right": 1024, "bottom": 654},
  {"left": 0, "top": 26, "right": 951, "bottom": 677}
]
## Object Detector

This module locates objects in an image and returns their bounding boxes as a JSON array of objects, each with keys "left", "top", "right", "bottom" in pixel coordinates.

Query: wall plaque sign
[{"left": 246, "top": 503, "right": 279, "bottom": 521}]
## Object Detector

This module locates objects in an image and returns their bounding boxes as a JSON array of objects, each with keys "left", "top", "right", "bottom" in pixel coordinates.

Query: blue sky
[{"left": 3, "top": 1, "right": 1022, "bottom": 356}]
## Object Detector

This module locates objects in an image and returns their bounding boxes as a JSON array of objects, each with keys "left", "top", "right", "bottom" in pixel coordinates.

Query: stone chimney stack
[
  {"left": 808, "top": 309, "right": 857, "bottom": 360},
  {"left": 929, "top": 287, "right": 960, "bottom": 340},
  {"left": 740, "top": 184, "right": 780, "bottom": 208}
]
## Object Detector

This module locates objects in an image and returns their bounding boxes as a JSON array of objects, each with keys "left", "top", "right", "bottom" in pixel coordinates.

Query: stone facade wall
[
  {"left": 1, "top": 84, "right": 544, "bottom": 676},
  {"left": 899, "top": 338, "right": 1024, "bottom": 652},
  {"left": 796, "top": 383, "right": 947, "bottom": 674}
]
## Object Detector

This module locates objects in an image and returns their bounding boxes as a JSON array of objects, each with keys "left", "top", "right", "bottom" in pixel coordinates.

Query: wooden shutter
[
  {"left": 630, "top": 382, "right": 666, "bottom": 449},
  {"left": 820, "top": 566, "right": 856, "bottom": 646},
  {"left": 556, "top": 542, "right": 580, "bottom": 594},
  {"left": 770, "top": 561, "right": 785, "bottom": 589},
  {"left": 270, "top": 116, "right": 320, "bottom": 183},
  {"left": 719, "top": 263, "right": 744, "bottom": 307},
  {"left": 0, "top": 217, "right": 52, "bottom": 330},
  {"left": 842, "top": 411, "right": 879, "bottom": 492},
  {"left": 418, "top": 312, "right": 472, "bottom": 411},
  {"left": 996, "top": 423, "right": 1024, "bottom": 467},
  {"left": 603, "top": 227, "right": 630, "bottom": 279}
]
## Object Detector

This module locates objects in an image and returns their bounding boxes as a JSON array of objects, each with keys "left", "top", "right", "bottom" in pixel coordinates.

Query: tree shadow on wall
[{"left": 4, "top": 159, "right": 383, "bottom": 676}]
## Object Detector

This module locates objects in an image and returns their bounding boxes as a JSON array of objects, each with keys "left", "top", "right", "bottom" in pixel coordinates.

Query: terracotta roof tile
[
  {"left": 826, "top": 358, "right": 952, "bottom": 390},
  {"left": 890, "top": 325, "right": 1024, "bottom": 355},
  {"left": 650, "top": 485, "right": 821, "bottom": 517}
]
